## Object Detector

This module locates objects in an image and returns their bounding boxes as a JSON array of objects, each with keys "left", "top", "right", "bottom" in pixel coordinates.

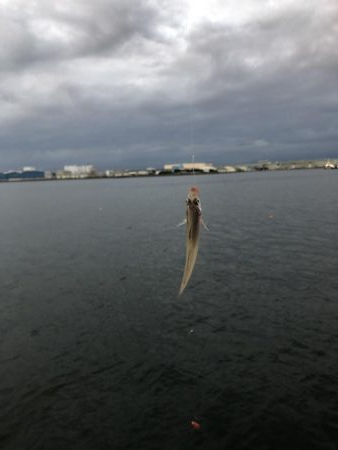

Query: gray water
[{"left": 0, "top": 170, "right": 337, "bottom": 450}]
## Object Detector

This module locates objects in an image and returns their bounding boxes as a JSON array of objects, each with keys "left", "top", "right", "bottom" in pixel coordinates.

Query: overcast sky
[{"left": 1, "top": 0, "right": 338, "bottom": 170}]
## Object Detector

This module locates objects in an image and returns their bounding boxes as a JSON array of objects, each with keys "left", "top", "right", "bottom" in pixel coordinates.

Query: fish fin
[
  {"left": 176, "top": 219, "right": 187, "bottom": 228},
  {"left": 201, "top": 219, "right": 209, "bottom": 231}
]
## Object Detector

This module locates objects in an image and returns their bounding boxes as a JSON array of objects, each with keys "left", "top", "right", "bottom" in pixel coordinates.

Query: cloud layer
[{"left": 1, "top": 0, "right": 338, "bottom": 170}]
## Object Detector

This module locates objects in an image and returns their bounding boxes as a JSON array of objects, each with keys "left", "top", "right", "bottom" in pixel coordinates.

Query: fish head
[{"left": 186, "top": 186, "right": 202, "bottom": 215}]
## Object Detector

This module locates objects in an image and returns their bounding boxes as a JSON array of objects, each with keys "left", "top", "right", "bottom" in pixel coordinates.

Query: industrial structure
[
  {"left": 0, "top": 167, "right": 45, "bottom": 181},
  {"left": 57, "top": 165, "right": 97, "bottom": 179},
  {"left": 163, "top": 162, "right": 218, "bottom": 173}
]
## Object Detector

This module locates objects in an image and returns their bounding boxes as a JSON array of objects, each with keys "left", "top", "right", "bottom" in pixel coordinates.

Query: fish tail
[{"left": 178, "top": 241, "right": 199, "bottom": 296}]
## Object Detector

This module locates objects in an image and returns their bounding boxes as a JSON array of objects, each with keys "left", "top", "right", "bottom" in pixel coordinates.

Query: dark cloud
[
  {"left": 162, "top": 1, "right": 338, "bottom": 162},
  {"left": 0, "top": 0, "right": 178, "bottom": 70},
  {"left": 0, "top": 0, "right": 338, "bottom": 170}
]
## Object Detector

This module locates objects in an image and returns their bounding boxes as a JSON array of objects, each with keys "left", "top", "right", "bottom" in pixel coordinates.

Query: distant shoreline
[{"left": 0, "top": 163, "right": 337, "bottom": 184}]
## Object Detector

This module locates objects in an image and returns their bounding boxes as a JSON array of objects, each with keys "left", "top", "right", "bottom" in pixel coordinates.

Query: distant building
[
  {"left": 56, "top": 170, "right": 74, "bottom": 179},
  {"left": 223, "top": 166, "right": 236, "bottom": 173},
  {"left": 146, "top": 167, "right": 156, "bottom": 175},
  {"left": 63, "top": 165, "right": 97, "bottom": 178},
  {"left": 325, "top": 160, "right": 338, "bottom": 169},
  {"left": 163, "top": 163, "right": 184, "bottom": 172},
  {"left": 21, "top": 170, "right": 45, "bottom": 179},
  {"left": 183, "top": 162, "right": 217, "bottom": 172},
  {"left": 44, "top": 171, "right": 55, "bottom": 179},
  {"left": 164, "top": 162, "right": 217, "bottom": 173},
  {"left": 235, "top": 165, "right": 251, "bottom": 172},
  {"left": 6, "top": 171, "right": 22, "bottom": 180},
  {"left": 1, "top": 168, "right": 45, "bottom": 181},
  {"left": 254, "top": 161, "right": 280, "bottom": 171}
]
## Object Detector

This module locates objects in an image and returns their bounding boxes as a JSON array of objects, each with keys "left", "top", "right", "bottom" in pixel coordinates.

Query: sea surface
[{"left": 0, "top": 170, "right": 337, "bottom": 450}]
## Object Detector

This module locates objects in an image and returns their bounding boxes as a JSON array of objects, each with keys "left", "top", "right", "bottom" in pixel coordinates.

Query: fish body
[{"left": 179, "top": 186, "right": 203, "bottom": 296}]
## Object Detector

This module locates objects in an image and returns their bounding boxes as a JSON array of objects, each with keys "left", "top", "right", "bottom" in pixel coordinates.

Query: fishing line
[
  {"left": 183, "top": 4, "right": 206, "bottom": 421},
  {"left": 184, "top": 1, "right": 196, "bottom": 179},
  {"left": 188, "top": 87, "right": 195, "bottom": 161}
]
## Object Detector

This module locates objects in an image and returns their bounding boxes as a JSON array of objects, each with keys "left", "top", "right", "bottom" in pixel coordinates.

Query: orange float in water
[{"left": 191, "top": 420, "right": 201, "bottom": 430}]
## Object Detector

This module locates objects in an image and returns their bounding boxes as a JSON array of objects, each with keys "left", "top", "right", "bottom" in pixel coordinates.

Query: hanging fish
[{"left": 178, "top": 186, "right": 208, "bottom": 296}]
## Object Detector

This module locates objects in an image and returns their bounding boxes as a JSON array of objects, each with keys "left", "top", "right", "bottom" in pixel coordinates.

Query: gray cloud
[
  {"left": 0, "top": 0, "right": 338, "bottom": 170},
  {"left": 0, "top": 0, "right": 177, "bottom": 70}
]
